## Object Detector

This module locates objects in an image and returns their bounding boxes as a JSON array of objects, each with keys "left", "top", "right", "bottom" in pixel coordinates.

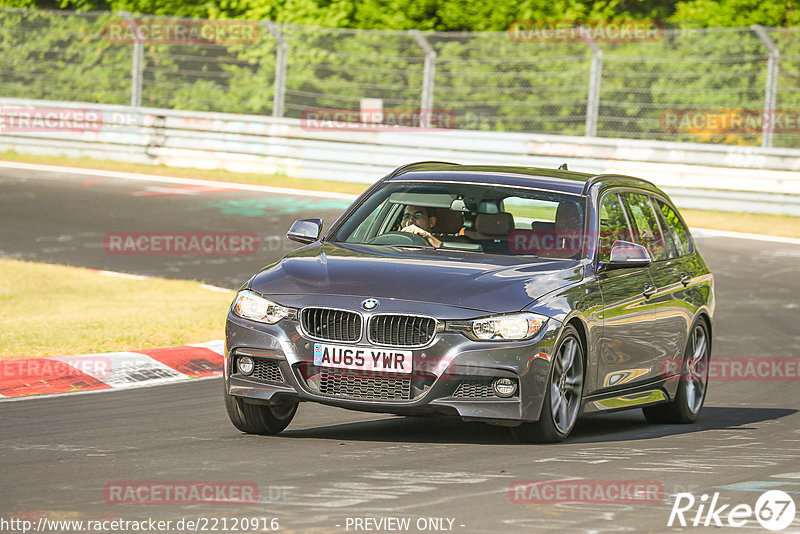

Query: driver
[{"left": 400, "top": 205, "right": 442, "bottom": 248}]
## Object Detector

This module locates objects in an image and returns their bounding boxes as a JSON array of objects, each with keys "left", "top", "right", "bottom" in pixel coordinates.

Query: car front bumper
[{"left": 224, "top": 297, "right": 562, "bottom": 424}]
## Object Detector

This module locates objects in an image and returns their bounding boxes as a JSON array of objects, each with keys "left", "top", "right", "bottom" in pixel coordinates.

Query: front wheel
[
  {"left": 224, "top": 390, "right": 298, "bottom": 435},
  {"left": 512, "top": 325, "right": 584, "bottom": 443},
  {"left": 643, "top": 319, "right": 710, "bottom": 424}
]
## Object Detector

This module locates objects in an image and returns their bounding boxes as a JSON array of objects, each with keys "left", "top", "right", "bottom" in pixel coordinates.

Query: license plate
[{"left": 313, "top": 343, "right": 413, "bottom": 374}]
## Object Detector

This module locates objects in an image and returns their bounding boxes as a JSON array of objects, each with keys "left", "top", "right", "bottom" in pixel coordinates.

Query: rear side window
[
  {"left": 503, "top": 197, "right": 559, "bottom": 229},
  {"left": 656, "top": 199, "right": 693, "bottom": 256},
  {"left": 621, "top": 192, "right": 667, "bottom": 261},
  {"left": 598, "top": 193, "right": 633, "bottom": 263}
]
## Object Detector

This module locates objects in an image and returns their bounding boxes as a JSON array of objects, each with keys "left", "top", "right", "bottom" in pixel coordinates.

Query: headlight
[
  {"left": 470, "top": 312, "right": 547, "bottom": 341},
  {"left": 237, "top": 355, "right": 254, "bottom": 375},
  {"left": 232, "top": 290, "right": 294, "bottom": 324}
]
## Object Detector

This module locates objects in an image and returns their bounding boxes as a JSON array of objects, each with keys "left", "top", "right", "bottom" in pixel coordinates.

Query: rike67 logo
[{"left": 669, "top": 490, "right": 796, "bottom": 531}]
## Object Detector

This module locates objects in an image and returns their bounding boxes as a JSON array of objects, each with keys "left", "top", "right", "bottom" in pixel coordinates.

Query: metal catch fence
[{"left": 1, "top": 8, "right": 799, "bottom": 148}]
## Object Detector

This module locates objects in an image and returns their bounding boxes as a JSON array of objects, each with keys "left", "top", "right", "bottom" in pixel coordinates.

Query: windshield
[{"left": 332, "top": 181, "right": 587, "bottom": 258}]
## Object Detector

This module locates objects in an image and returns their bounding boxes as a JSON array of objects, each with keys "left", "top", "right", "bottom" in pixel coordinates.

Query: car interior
[
  {"left": 341, "top": 186, "right": 586, "bottom": 258},
  {"left": 403, "top": 199, "right": 584, "bottom": 258}
]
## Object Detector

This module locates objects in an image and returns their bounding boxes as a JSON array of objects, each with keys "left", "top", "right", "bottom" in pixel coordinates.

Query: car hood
[{"left": 248, "top": 242, "right": 584, "bottom": 313}]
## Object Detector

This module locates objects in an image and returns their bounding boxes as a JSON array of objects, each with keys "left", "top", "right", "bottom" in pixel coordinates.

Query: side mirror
[
  {"left": 604, "top": 240, "right": 651, "bottom": 270},
  {"left": 287, "top": 218, "right": 323, "bottom": 244}
]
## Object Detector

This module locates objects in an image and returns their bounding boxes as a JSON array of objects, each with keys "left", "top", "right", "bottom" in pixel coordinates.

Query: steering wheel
[{"left": 368, "top": 231, "right": 431, "bottom": 246}]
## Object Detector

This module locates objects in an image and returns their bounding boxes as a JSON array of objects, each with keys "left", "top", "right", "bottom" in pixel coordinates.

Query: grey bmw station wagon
[{"left": 224, "top": 162, "right": 714, "bottom": 442}]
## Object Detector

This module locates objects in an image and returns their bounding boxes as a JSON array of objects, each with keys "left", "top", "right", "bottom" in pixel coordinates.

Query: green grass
[
  {"left": 505, "top": 205, "right": 557, "bottom": 220},
  {"left": 0, "top": 258, "right": 234, "bottom": 360},
  {"left": 681, "top": 209, "right": 800, "bottom": 239}
]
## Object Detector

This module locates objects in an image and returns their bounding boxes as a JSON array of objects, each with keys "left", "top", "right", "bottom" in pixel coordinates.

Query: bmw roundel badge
[{"left": 362, "top": 298, "right": 379, "bottom": 310}]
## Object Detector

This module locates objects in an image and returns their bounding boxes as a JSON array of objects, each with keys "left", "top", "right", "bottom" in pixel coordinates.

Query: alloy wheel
[
  {"left": 550, "top": 336, "right": 584, "bottom": 433},
  {"left": 685, "top": 324, "right": 709, "bottom": 414}
]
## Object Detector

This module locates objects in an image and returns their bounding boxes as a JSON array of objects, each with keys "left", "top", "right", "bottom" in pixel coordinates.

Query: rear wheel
[
  {"left": 512, "top": 325, "right": 584, "bottom": 443},
  {"left": 643, "top": 319, "right": 710, "bottom": 424},
  {"left": 224, "top": 389, "right": 298, "bottom": 435}
]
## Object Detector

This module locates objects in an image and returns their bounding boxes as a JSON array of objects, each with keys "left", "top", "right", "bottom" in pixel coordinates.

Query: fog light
[
  {"left": 238, "top": 356, "right": 254, "bottom": 375},
  {"left": 493, "top": 378, "right": 517, "bottom": 398}
]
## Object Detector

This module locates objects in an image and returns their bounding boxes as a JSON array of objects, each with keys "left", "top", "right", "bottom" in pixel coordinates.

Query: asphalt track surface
[{"left": 1, "top": 166, "right": 800, "bottom": 534}]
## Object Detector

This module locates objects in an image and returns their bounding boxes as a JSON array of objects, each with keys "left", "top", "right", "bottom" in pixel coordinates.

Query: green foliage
[
  {"left": 596, "top": 28, "right": 770, "bottom": 144},
  {"left": 136, "top": 29, "right": 278, "bottom": 113},
  {"left": 2, "top": 2, "right": 800, "bottom": 148},
  {"left": 3, "top": 0, "right": 799, "bottom": 29},
  {"left": 670, "top": 0, "right": 800, "bottom": 27},
  {"left": 0, "top": 10, "right": 131, "bottom": 103},
  {"left": 429, "top": 34, "right": 590, "bottom": 134}
]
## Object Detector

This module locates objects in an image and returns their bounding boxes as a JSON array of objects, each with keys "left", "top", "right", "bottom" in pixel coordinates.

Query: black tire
[
  {"left": 224, "top": 389, "right": 298, "bottom": 435},
  {"left": 643, "top": 318, "right": 710, "bottom": 424},
  {"left": 512, "top": 325, "right": 585, "bottom": 443}
]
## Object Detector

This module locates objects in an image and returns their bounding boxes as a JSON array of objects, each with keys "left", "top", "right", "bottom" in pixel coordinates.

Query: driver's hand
[{"left": 401, "top": 224, "right": 441, "bottom": 248}]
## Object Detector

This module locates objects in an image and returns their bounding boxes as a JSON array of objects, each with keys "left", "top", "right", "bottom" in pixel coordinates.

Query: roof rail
[
  {"left": 581, "top": 173, "right": 657, "bottom": 195},
  {"left": 388, "top": 161, "right": 461, "bottom": 178},
  {"left": 581, "top": 174, "right": 614, "bottom": 195}
]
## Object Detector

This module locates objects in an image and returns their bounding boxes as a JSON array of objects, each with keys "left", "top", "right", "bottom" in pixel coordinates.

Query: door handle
[
  {"left": 680, "top": 273, "right": 691, "bottom": 286},
  {"left": 643, "top": 284, "right": 656, "bottom": 299}
]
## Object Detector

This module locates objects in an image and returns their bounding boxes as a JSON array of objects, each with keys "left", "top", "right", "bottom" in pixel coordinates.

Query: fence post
[
  {"left": 262, "top": 21, "right": 287, "bottom": 118},
  {"left": 583, "top": 37, "right": 603, "bottom": 138},
  {"left": 752, "top": 25, "right": 779, "bottom": 148},
  {"left": 120, "top": 11, "right": 143, "bottom": 108},
  {"left": 409, "top": 30, "right": 436, "bottom": 126}
]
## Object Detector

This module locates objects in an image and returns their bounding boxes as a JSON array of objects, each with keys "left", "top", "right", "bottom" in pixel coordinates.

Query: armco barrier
[{"left": 1, "top": 98, "right": 800, "bottom": 215}]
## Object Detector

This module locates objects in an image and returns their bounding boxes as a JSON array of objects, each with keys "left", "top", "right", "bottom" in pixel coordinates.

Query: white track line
[
  {"left": 200, "top": 283, "right": 235, "bottom": 294},
  {"left": 0, "top": 160, "right": 358, "bottom": 199},
  {"left": 95, "top": 270, "right": 150, "bottom": 280},
  {"left": 87, "top": 268, "right": 234, "bottom": 292},
  {"left": 691, "top": 227, "right": 800, "bottom": 246}
]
